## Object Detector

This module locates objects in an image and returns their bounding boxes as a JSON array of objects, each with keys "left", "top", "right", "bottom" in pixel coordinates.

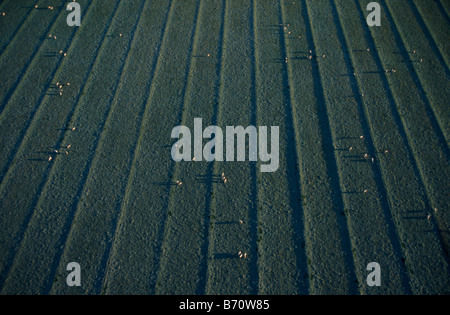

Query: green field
[{"left": 0, "top": 0, "right": 449, "bottom": 295}]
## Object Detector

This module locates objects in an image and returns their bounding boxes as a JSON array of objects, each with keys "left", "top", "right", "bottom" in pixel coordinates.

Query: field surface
[{"left": 0, "top": 0, "right": 449, "bottom": 295}]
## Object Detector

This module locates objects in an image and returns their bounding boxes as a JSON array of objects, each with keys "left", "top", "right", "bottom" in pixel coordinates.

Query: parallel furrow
[
  {"left": 0, "top": 0, "right": 36, "bottom": 57},
  {"left": 331, "top": 0, "right": 412, "bottom": 294},
  {"left": 0, "top": 0, "right": 125, "bottom": 294},
  {"left": 0, "top": 0, "right": 67, "bottom": 117},
  {"left": 92, "top": 0, "right": 176, "bottom": 295},
  {"left": 383, "top": 0, "right": 448, "bottom": 158},
  {"left": 380, "top": 0, "right": 450, "bottom": 265},
  {"left": 303, "top": 0, "right": 359, "bottom": 294},
  {"left": 45, "top": 0, "right": 152, "bottom": 294},
  {"left": 278, "top": 0, "right": 309, "bottom": 295},
  {"left": 100, "top": 0, "right": 175, "bottom": 294},
  {"left": 204, "top": 0, "right": 258, "bottom": 295},
  {"left": 410, "top": 0, "right": 449, "bottom": 71},
  {"left": 0, "top": 0, "right": 94, "bottom": 192},
  {"left": 354, "top": 0, "right": 450, "bottom": 294}
]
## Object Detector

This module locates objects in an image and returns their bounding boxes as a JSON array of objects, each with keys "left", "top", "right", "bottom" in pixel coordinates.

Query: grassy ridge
[
  {"left": 47, "top": 0, "right": 179, "bottom": 295},
  {"left": 99, "top": 0, "right": 177, "bottom": 295},
  {"left": 281, "top": 0, "right": 361, "bottom": 294}
]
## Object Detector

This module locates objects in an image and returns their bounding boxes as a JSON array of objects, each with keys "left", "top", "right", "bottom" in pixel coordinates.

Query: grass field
[{"left": 0, "top": 0, "right": 448, "bottom": 295}]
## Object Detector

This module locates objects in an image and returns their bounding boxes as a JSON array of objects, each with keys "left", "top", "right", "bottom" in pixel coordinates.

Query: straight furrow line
[
  {"left": 0, "top": 0, "right": 36, "bottom": 57},
  {"left": 354, "top": 0, "right": 450, "bottom": 293},
  {"left": 151, "top": 0, "right": 203, "bottom": 291},
  {"left": 0, "top": 0, "right": 102, "bottom": 292},
  {"left": 278, "top": 0, "right": 309, "bottom": 295},
  {"left": 153, "top": 0, "right": 213, "bottom": 295},
  {"left": 96, "top": 0, "right": 177, "bottom": 294},
  {"left": 248, "top": 0, "right": 259, "bottom": 295},
  {"left": 409, "top": 1, "right": 450, "bottom": 75},
  {"left": 132, "top": 0, "right": 201, "bottom": 294},
  {"left": 44, "top": 0, "right": 150, "bottom": 294},
  {"left": 0, "top": 0, "right": 66, "bottom": 117},
  {"left": 51, "top": 0, "right": 151, "bottom": 293},
  {"left": 384, "top": 0, "right": 449, "bottom": 157},
  {"left": 98, "top": 0, "right": 176, "bottom": 294},
  {"left": 379, "top": 0, "right": 450, "bottom": 265},
  {"left": 331, "top": 0, "right": 412, "bottom": 293},
  {"left": 99, "top": 0, "right": 174, "bottom": 294},
  {"left": 0, "top": 0, "right": 95, "bottom": 190},
  {"left": 303, "top": 0, "right": 358, "bottom": 294},
  {"left": 202, "top": 0, "right": 230, "bottom": 294},
  {"left": 438, "top": 0, "right": 450, "bottom": 22}
]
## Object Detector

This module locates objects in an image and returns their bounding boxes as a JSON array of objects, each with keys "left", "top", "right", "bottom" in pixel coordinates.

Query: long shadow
[
  {"left": 90, "top": 0, "right": 174, "bottom": 294},
  {"left": 96, "top": 0, "right": 176, "bottom": 295},
  {"left": 407, "top": 0, "right": 450, "bottom": 78},
  {"left": 302, "top": 0, "right": 358, "bottom": 294},
  {"left": 0, "top": 4, "right": 36, "bottom": 57},
  {"left": 0, "top": 2, "right": 66, "bottom": 116},
  {"left": 278, "top": 0, "right": 309, "bottom": 294},
  {"left": 378, "top": 0, "right": 450, "bottom": 264},
  {"left": 0, "top": 19, "right": 80, "bottom": 183},
  {"left": 195, "top": 174, "right": 224, "bottom": 184},
  {"left": 0, "top": 0, "right": 98, "bottom": 292},
  {"left": 40, "top": 0, "right": 127, "bottom": 294},
  {"left": 248, "top": 0, "right": 259, "bottom": 295},
  {"left": 381, "top": 0, "right": 449, "bottom": 160},
  {"left": 212, "top": 253, "right": 238, "bottom": 260},
  {"left": 27, "top": 158, "right": 48, "bottom": 162},
  {"left": 436, "top": 0, "right": 450, "bottom": 25},
  {"left": 196, "top": 0, "right": 226, "bottom": 295},
  {"left": 214, "top": 220, "right": 242, "bottom": 225},
  {"left": 345, "top": 0, "right": 427, "bottom": 292},
  {"left": 153, "top": 181, "right": 181, "bottom": 187}
]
